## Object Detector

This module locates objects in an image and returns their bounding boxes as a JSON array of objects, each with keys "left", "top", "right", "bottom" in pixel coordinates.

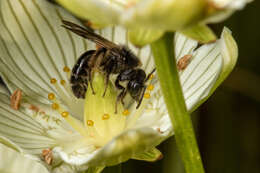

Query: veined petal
[
  {"left": 191, "top": 27, "right": 238, "bottom": 111},
  {"left": 0, "top": 91, "right": 83, "bottom": 156},
  {"left": 0, "top": 142, "right": 49, "bottom": 173},
  {"left": 54, "top": 128, "right": 166, "bottom": 166},
  {"left": 0, "top": 135, "right": 23, "bottom": 153},
  {"left": 133, "top": 27, "right": 237, "bottom": 130},
  {"left": 0, "top": 0, "right": 154, "bottom": 121},
  {"left": 0, "top": 0, "right": 89, "bottom": 119}
]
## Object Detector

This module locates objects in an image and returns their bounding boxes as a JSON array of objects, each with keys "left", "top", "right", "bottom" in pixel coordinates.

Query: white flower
[
  {"left": 55, "top": 0, "right": 251, "bottom": 30},
  {"left": 0, "top": 0, "right": 238, "bottom": 172}
]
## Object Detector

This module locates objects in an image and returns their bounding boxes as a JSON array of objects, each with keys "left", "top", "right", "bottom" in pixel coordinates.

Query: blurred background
[
  {"left": 121, "top": 1, "right": 260, "bottom": 173},
  {"left": 1, "top": 0, "right": 259, "bottom": 173}
]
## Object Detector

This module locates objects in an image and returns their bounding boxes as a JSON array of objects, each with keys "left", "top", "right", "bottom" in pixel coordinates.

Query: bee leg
[
  {"left": 115, "top": 77, "right": 126, "bottom": 114},
  {"left": 102, "top": 72, "right": 110, "bottom": 97},
  {"left": 145, "top": 68, "right": 156, "bottom": 82},
  {"left": 136, "top": 86, "right": 147, "bottom": 109},
  {"left": 115, "top": 88, "right": 127, "bottom": 114},
  {"left": 120, "top": 90, "right": 127, "bottom": 105},
  {"left": 88, "top": 68, "right": 95, "bottom": 95}
]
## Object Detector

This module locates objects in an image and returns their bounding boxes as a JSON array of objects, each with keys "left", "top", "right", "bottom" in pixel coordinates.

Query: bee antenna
[{"left": 136, "top": 86, "right": 147, "bottom": 109}]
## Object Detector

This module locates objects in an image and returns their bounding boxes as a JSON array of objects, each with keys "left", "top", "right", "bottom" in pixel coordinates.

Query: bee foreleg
[
  {"left": 87, "top": 68, "right": 95, "bottom": 95},
  {"left": 115, "top": 88, "right": 127, "bottom": 114}
]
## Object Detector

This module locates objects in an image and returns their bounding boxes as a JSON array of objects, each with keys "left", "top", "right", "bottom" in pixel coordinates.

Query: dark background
[{"left": 121, "top": 1, "right": 260, "bottom": 173}]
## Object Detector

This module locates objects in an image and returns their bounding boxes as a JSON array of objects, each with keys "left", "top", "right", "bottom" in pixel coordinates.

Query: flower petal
[
  {"left": 0, "top": 140, "right": 49, "bottom": 173},
  {"left": 191, "top": 27, "right": 238, "bottom": 111},
  {"left": 54, "top": 128, "right": 166, "bottom": 166},
  {"left": 180, "top": 24, "right": 217, "bottom": 43},
  {"left": 131, "top": 147, "right": 162, "bottom": 162},
  {"left": 133, "top": 28, "right": 237, "bottom": 130},
  {"left": 128, "top": 27, "right": 164, "bottom": 47},
  {"left": 175, "top": 32, "right": 223, "bottom": 110},
  {"left": 0, "top": 0, "right": 94, "bottom": 119},
  {"left": 55, "top": 0, "right": 122, "bottom": 26},
  {"left": 0, "top": 91, "right": 83, "bottom": 156}
]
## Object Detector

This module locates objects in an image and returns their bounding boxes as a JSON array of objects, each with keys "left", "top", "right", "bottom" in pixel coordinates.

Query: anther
[
  {"left": 60, "top": 80, "right": 66, "bottom": 85},
  {"left": 122, "top": 109, "right": 130, "bottom": 116},
  {"left": 177, "top": 54, "right": 192, "bottom": 71},
  {"left": 147, "top": 85, "right": 154, "bottom": 91},
  {"left": 48, "top": 93, "right": 55, "bottom": 100},
  {"left": 61, "top": 111, "right": 69, "bottom": 118},
  {"left": 63, "top": 66, "right": 70, "bottom": 73},
  {"left": 144, "top": 93, "right": 150, "bottom": 99},
  {"left": 10, "top": 89, "right": 22, "bottom": 110},
  {"left": 42, "top": 148, "right": 53, "bottom": 165},
  {"left": 87, "top": 120, "right": 94, "bottom": 126},
  {"left": 51, "top": 103, "right": 59, "bottom": 110},
  {"left": 102, "top": 114, "right": 110, "bottom": 120},
  {"left": 50, "top": 78, "right": 57, "bottom": 84}
]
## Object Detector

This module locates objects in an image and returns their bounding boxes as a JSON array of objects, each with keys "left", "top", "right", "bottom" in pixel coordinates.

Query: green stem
[{"left": 151, "top": 33, "right": 205, "bottom": 173}]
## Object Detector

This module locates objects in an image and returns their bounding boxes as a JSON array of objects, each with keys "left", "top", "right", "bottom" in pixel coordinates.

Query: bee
[{"left": 62, "top": 20, "right": 155, "bottom": 112}]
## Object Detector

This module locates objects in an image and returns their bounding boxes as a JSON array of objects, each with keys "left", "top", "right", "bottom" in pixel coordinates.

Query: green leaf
[
  {"left": 180, "top": 24, "right": 217, "bottom": 43},
  {"left": 128, "top": 27, "right": 164, "bottom": 47},
  {"left": 132, "top": 147, "right": 162, "bottom": 162}
]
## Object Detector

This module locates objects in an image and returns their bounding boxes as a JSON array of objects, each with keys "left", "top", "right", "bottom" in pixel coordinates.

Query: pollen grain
[
  {"left": 63, "top": 66, "right": 70, "bottom": 73},
  {"left": 122, "top": 109, "right": 130, "bottom": 116},
  {"left": 147, "top": 85, "right": 154, "bottom": 91},
  {"left": 48, "top": 93, "right": 55, "bottom": 100},
  {"left": 144, "top": 93, "right": 150, "bottom": 99},
  {"left": 60, "top": 80, "right": 66, "bottom": 85},
  {"left": 51, "top": 103, "right": 59, "bottom": 110},
  {"left": 102, "top": 114, "right": 110, "bottom": 120},
  {"left": 61, "top": 111, "right": 69, "bottom": 118},
  {"left": 50, "top": 78, "right": 57, "bottom": 84},
  {"left": 87, "top": 120, "right": 94, "bottom": 126}
]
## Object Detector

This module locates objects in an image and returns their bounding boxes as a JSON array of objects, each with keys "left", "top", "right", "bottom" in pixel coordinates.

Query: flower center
[
  {"left": 47, "top": 66, "right": 155, "bottom": 147},
  {"left": 83, "top": 72, "right": 127, "bottom": 146}
]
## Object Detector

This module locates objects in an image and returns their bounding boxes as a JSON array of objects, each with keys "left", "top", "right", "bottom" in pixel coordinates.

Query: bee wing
[{"left": 62, "top": 20, "right": 118, "bottom": 49}]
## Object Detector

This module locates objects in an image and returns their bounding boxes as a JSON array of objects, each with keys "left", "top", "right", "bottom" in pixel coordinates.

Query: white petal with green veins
[{"left": 0, "top": 143, "right": 49, "bottom": 173}]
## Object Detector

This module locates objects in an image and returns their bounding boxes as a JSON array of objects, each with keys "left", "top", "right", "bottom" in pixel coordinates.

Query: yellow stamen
[
  {"left": 144, "top": 93, "right": 150, "bottom": 99},
  {"left": 122, "top": 109, "right": 130, "bottom": 116},
  {"left": 50, "top": 78, "right": 57, "bottom": 84},
  {"left": 147, "top": 85, "right": 154, "bottom": 91},
  {"left": 60, "top": 80, "right": 66, "bottom": 86},
  {"left": 48, "top": 93, "right": 55, "bottom": 100},
  {"left": 87, "top": 120, "right": 94, "bottom": 126},
  {"left": 149, "top": 74, "right": 154, "bottom": 80},
  {"left": 102, "top": 114, "right": 110, "bottom": 120},
  {"left": 51, "top": 103, "right": 59, "bottom": 110},
  {"left": 63, "top": 66, "right": 70, "bottom": 73},
  {"left": 61, "top": 111, "right": 69, "bottom": 118}
]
